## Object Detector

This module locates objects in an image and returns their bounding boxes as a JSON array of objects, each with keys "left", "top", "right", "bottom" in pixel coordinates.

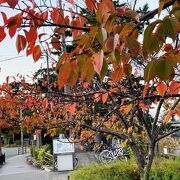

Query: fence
[{"left": 18, "top": 146, "right": 27, "bottom": 155}]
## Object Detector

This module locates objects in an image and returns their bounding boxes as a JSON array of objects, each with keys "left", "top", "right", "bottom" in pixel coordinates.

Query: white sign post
[{"left": 53, "top": 138, "right": 75, "bottom": 171}]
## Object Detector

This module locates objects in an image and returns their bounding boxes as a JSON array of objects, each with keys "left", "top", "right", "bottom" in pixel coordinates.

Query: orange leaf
[
  {"left": 102, "top": 93, "right": 108, "bottom": 104},
  {"left": 111, "top": 67, "right": 124, "bottom": 82},
  {"left": 124, "top": 104, "right": 132, "bottom": 115},
  {"left": 156, "top": 82, "right": 167, "bottom": 97},
  {"left": 143, "top": 83, "right": 150, "bottom": 99},
  {"left": 58, "top": 62, "right": 71, "bottom": 89},
  {"left": 42, "top": 98, "right": 48, "bottom": 110},
  {"left": 67, "top": 103, "right": 76, "bottom": 115},
  {"left": 32, "top": 45, "right": 42, "bottom": 62},
  {"left": 93, "top": 50, "right": 104, "bottom": 75},
  {"left": 169, "top": 81, "right": 180, "bottom": 95},
  {"left": 127, "top": 127, "right": 133, "bottom": 133},
  {"left": 16, "top": 34, "right": 27, "bottom": 53},
  {"left": 163, "top": 110, "right": 174, "bottom": 124},
  {"left": 140, "top": 103, "right": 146, "bottom": 111}
]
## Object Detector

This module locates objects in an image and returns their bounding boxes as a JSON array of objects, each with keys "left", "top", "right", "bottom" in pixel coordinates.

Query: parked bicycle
[{"left": 98, "top": 146, "right": 129, "bottom": 163}]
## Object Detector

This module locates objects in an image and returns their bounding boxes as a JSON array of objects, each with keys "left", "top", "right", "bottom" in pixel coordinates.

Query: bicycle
[{"left": 98, "top": 146, "right": 129, "bottom": 163}]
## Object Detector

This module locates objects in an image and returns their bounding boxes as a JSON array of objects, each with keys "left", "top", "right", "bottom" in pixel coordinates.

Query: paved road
[
  {"left": 2, "top": 147, "right": 18, "bottom": 159},
  {"left": 0, "top": 154, "right": 69, "bottom": 180}
]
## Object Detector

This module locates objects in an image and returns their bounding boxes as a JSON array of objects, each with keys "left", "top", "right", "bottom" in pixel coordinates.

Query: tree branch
[
  {"left": 156, "top": 127, "right": 180, "bottom": 142},
  {"left": 140, "top": 0, "right": 175, "bottom": 22},
  {"left": 81, "top": 123, "right": 128, "bottom": 140},
  {"left": 151, "top": 98, "right": 164, "bottom": 138}
]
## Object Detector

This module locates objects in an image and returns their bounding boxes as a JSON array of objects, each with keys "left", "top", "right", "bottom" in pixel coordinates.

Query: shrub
[
  {"left": 70, "top": 158, "right": 180, "bottom": 180},
  {"left": 70, "top": 159, "right": 140, "bottom": 180},
  {"left": 30, "top": 145, "right": 52, "bottom": 165}
]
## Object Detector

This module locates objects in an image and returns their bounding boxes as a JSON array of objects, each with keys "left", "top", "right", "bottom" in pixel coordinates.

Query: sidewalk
[
  {"left": 0, "top": 154, "right": 69, "bottom": 180},
  {"left": 0, "top": 151, "right": 98, "bottom": 180}
]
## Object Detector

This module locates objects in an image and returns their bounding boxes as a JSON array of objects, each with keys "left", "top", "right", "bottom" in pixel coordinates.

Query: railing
[{"left": 18, "top": 146, "right": 27, "bottom": 155}]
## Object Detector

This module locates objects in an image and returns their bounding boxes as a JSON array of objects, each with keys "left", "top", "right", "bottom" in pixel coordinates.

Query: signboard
[{"left": 53, "top": 138, "right": 75, "bottom": 154}]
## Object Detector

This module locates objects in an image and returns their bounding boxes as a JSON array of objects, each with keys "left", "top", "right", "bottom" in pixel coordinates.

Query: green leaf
[
  {"left": 143, "top": 20, "right": 162, "bottom": 57},
  {"left": 158, "top": 0, "right": 172, "bottom": 17},
  {"left": 96, "top": 28, "right": 107, "bottom": 45},
  {"left": 100, "top": 59, "right": 108, "bottom": 81},
  {"left": 163, "top": 16, "right": 179, "bottom": 40},
  {"left": 144, "top": 60, "right": 158, "bottom": 82},
  {"left": 155, "top": 59, "right": 174, "bottom": 81},
  {"left": 124, "top": 64, "right": 132, "bottom": 77},
  {"left": 126, "top": 37, "right": 140, "bottom": 57},
  {"left": 124, "top": 10, "right": 139, "bottom": 21}
]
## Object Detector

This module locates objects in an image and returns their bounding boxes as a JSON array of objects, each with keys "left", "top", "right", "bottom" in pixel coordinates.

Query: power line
[{"left": 0, "top": 55, "right": 26, "bottom": 63}]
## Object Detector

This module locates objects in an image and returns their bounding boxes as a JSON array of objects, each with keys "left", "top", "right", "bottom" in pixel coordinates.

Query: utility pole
[
  {"left": 20, "top": 109, "right": 24, "bottom": 152},
  {"left": 46, "top": 51, "right": 50, "bottom": 96}
]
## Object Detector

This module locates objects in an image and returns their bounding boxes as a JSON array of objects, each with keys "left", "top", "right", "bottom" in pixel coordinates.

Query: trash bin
[{"left": 53, "top": 138, "right": 75, "bottom": 171}]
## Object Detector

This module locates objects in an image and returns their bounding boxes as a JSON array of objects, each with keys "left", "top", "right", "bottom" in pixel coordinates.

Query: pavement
[{"left": 0, "top": 148, "right": 98, "bottom": 180}]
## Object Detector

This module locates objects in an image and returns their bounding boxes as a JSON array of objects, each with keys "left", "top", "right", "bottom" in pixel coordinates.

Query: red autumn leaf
[
  {"left": 0, "top": 0, "right": 6, "bottom": 4},
  {"left": 51, "top": 8, "right": 64, "bottom": 24},
  {"left": 6, "top": 0, "right": 18, "bottom": 9},
  {"left": 1, "top": 12, "right": 8, "bottom": 25},
  {"left": 85, "top": 0, "right": 95, "bottom": 12},
  {"left": 102, "top": 93, "right": 108, "bottom": 104},
  {"left": 169, "top": 81, "right": 180, "bottom": 95},
  {"left": 143, "top": 83, "right": 150, "bottom": 99},
  {"left": 67, "top": 103, "right": 76, "bottom": 115},
  {"left": 156, "top": 82, "right": 167, "bottom": 97},
  {"left": 32, "top": 45, "right": 42, "bottom": 62},
  {"left": 16, "top": 34, "right": 27, "bottom": 53},
  {"left": 26, "top": 27, "right": 37, "bottom": 43},
  {"left": 9, "top": 25, "right": 17, "bottom": 38},
  {"left": 93, "top": 50, "right": 104, "bottom": 75},
  {"left": 0, "top": 26, "right": 6, "bottom": 42},
  {"left": 26, "top": 42, "right": 35, "bottom": 56},
  {"left": 163, "top": 44, "right": 173, "bottom": 52}
]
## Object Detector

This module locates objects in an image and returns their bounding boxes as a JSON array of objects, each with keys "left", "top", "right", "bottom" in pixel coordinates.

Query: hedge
[{"left": 70, "top": 158, "right": 180, "bottom": 180}]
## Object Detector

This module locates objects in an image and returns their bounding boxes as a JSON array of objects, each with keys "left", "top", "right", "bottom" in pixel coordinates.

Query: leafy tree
[{"left": 0, "top": 0, "right": 179, "bottom": 179}]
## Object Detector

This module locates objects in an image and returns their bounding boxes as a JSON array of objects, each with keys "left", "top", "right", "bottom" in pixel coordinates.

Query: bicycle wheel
[{"left": 98, "top": 150, "right": 114, "bottom": 163}]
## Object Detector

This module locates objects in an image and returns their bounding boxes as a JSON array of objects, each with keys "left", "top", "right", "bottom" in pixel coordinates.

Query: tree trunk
[
  {"left": 0, "top": 129, "right": 2, "bottom": 156},
  {"left": 130, "top": 141, "right": 155, "bottom": 180},
  {"left": 130, "top": 142, "right": 146, "bottom": 179},
  {"left": 143, "top": 142, "right": 155, "bottom": 180}
]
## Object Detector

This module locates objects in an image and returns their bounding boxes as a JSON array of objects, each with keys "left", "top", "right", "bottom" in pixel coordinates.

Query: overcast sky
[{"left": 0, "top": 0, "right": 159, "bottom": 84}]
